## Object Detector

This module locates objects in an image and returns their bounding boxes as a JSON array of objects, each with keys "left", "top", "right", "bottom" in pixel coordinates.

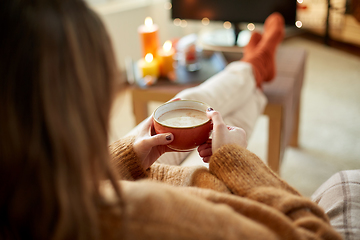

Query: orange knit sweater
[{"left": 107, "top": 136, "right": 342, "bottom": 240}]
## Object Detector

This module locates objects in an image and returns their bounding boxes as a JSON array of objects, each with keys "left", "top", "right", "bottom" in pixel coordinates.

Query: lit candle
[
  {"left": 158, "top": 40, "right": 175, "bottom": 79},
  {"left": 138, "top": 17, "right": 159, "bottom": 58},
  {"left": 137, "top": 53, "right": 159, "bottom": 80}
]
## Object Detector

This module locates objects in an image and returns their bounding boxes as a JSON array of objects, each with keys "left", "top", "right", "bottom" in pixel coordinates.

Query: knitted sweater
[{"left": 106, "top": 136, "right": 342, "bottom": 240}]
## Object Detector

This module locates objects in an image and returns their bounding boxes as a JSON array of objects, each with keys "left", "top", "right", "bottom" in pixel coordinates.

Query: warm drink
[
  {"left": 158, "top": 109, "right": 208, "bottom": 127},
  {"left": 153, "top": 100, "right": 212, "bottom": 151}
]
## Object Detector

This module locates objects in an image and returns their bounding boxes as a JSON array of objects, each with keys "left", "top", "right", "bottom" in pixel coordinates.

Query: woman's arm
[
  {"left": 108, "top": 115, "right": 174, "bottom": 180},
  {"left": 196, "top": 110, "right": 342, "bottom": 239},
  {"left": 209, "top": 144, "right": 299, "bottom": 196},
  {"left": 109, "top": 136, "right": 148, "bottom": 180},
  {"left": 208, "top": 144, "right": 342, "bottom": 239},
  {"left": 109, "top": 136, "right": 230, "bottom": 193}
]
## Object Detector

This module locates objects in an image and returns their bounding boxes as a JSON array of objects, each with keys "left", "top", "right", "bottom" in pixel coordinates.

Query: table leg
[
  {"left": 132, "top": 93, "right": 149, "bottom": 125},
  {"left": 265, "top": 104, "right": 282, "bottom": 174},
  {"left": 289, "top": 100, "right": 300, "bottom": 147}
]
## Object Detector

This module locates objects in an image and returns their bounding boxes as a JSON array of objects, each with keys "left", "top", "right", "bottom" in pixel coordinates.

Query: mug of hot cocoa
[{"left": 153, "top": 100, "right": 212, "bottom": 151}]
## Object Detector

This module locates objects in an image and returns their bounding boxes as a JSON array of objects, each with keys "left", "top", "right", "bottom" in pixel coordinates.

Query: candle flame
[
  {"left": 145, "top": 17, "right": 153, "bottom": 27},
  {"left": 163, "top": 41, "right": 172, "bottom": 52},
  {"left": 145, "top": 53, "right": 153, "bottom": 63}
]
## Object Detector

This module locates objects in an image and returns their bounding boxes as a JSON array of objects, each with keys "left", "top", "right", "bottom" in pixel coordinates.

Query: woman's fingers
[
  {"left": 202, "top": 156, "right": 211, "bottom": 163},
  {"left": 197, "top": 139, "right": 213, "bottom": 163},
  {"left": 197, "top": 139, "right": 212, "bottom": 151},
  {"left": 141, "top": 133, "right": 173, "bottom": 149},
  {"left": 207, "top": 110, "right": 227, "bottom": 132},
  {"left": 198, "top": 147, "right": 212, "bottom": 158},
  {"left": 206, "top": 109, "right": 247, "bottom": 152}
]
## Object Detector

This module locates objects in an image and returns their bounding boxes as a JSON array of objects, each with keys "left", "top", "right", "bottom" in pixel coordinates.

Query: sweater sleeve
[
  {"left": 147, "top": 163, "right": 231, "bottom": 193},
  {"left": 208, "top": 144, "right": 342, "bottom": 240},
  {"left": 118, "top": 179, "right": 341, "bottom": 240},
  {"left": 108, "top": 136, "right": 228, "bottom": 193},
  {"left": 108, "top": 136, "right": 148, "bottom": 180},
  {"left": 209, "top": 144, "right": 299, "bottom": 196}
]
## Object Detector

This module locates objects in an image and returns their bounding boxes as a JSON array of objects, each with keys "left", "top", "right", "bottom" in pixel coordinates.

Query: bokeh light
[
  {"left": 247, "top": 23, "right": 255, "bottom": 31},
  {"left": 295, "top": 20, "right": 303, "bottom": 28},
  {"left": 202, "top": 17, "right": 210, "bottom": 25},
  {"left": 180, "top": 19, "right": 188, "bottom": 28},
  {"left": 164, "top": 2, "right": 172, "bottom": 10},
  {"left": 223, "top": 21, "right": 232, "bottom": 29},
  {"left": 173, "top": 18, "right": 181, "bottom": 26}
]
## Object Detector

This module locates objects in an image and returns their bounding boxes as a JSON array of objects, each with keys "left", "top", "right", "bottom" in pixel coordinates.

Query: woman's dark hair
[{"left": 0, "top": 0, "right": 123, "bottom": 239}]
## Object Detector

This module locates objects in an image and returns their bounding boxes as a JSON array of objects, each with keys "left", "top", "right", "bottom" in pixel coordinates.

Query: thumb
[
  {"left": 207, "top": 110, "right": 227, "bottom": 132},
  {"left": 144, "top": 133, "right": 174, "bottom": 148},
  {"left": 206, "top": 110, "right": 229, "bottom": 152}
]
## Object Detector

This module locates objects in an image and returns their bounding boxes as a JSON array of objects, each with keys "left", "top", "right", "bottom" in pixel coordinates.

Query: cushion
[{"left": 312, "top": 170, "right": 360, "bottom": 240}]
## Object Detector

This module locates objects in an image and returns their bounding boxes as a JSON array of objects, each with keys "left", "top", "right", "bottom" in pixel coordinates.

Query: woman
[
  {"left": 0, "top": 0, "right": 342, "bottom": 239},
  {"left": 1, "top": 1, "right": 121, "bottom": 239}
]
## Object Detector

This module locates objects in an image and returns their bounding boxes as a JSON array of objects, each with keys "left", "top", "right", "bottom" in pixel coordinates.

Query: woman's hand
[
  {"left": 133, "top": 98, "right": 182, "bottom": 169},
  {"left": 197, "top": 139, "right": 213, "bottom": 163},
  {"left": 197, "top": 109, "right": 247, "bottom": 163},
  {"left": 132, "top": 116, "right": 174, "bottom": 170}
]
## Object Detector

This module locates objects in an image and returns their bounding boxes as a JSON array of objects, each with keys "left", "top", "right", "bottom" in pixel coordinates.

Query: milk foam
[{"left": 158, "top": 109, "right": 208, "bottom": 127}]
